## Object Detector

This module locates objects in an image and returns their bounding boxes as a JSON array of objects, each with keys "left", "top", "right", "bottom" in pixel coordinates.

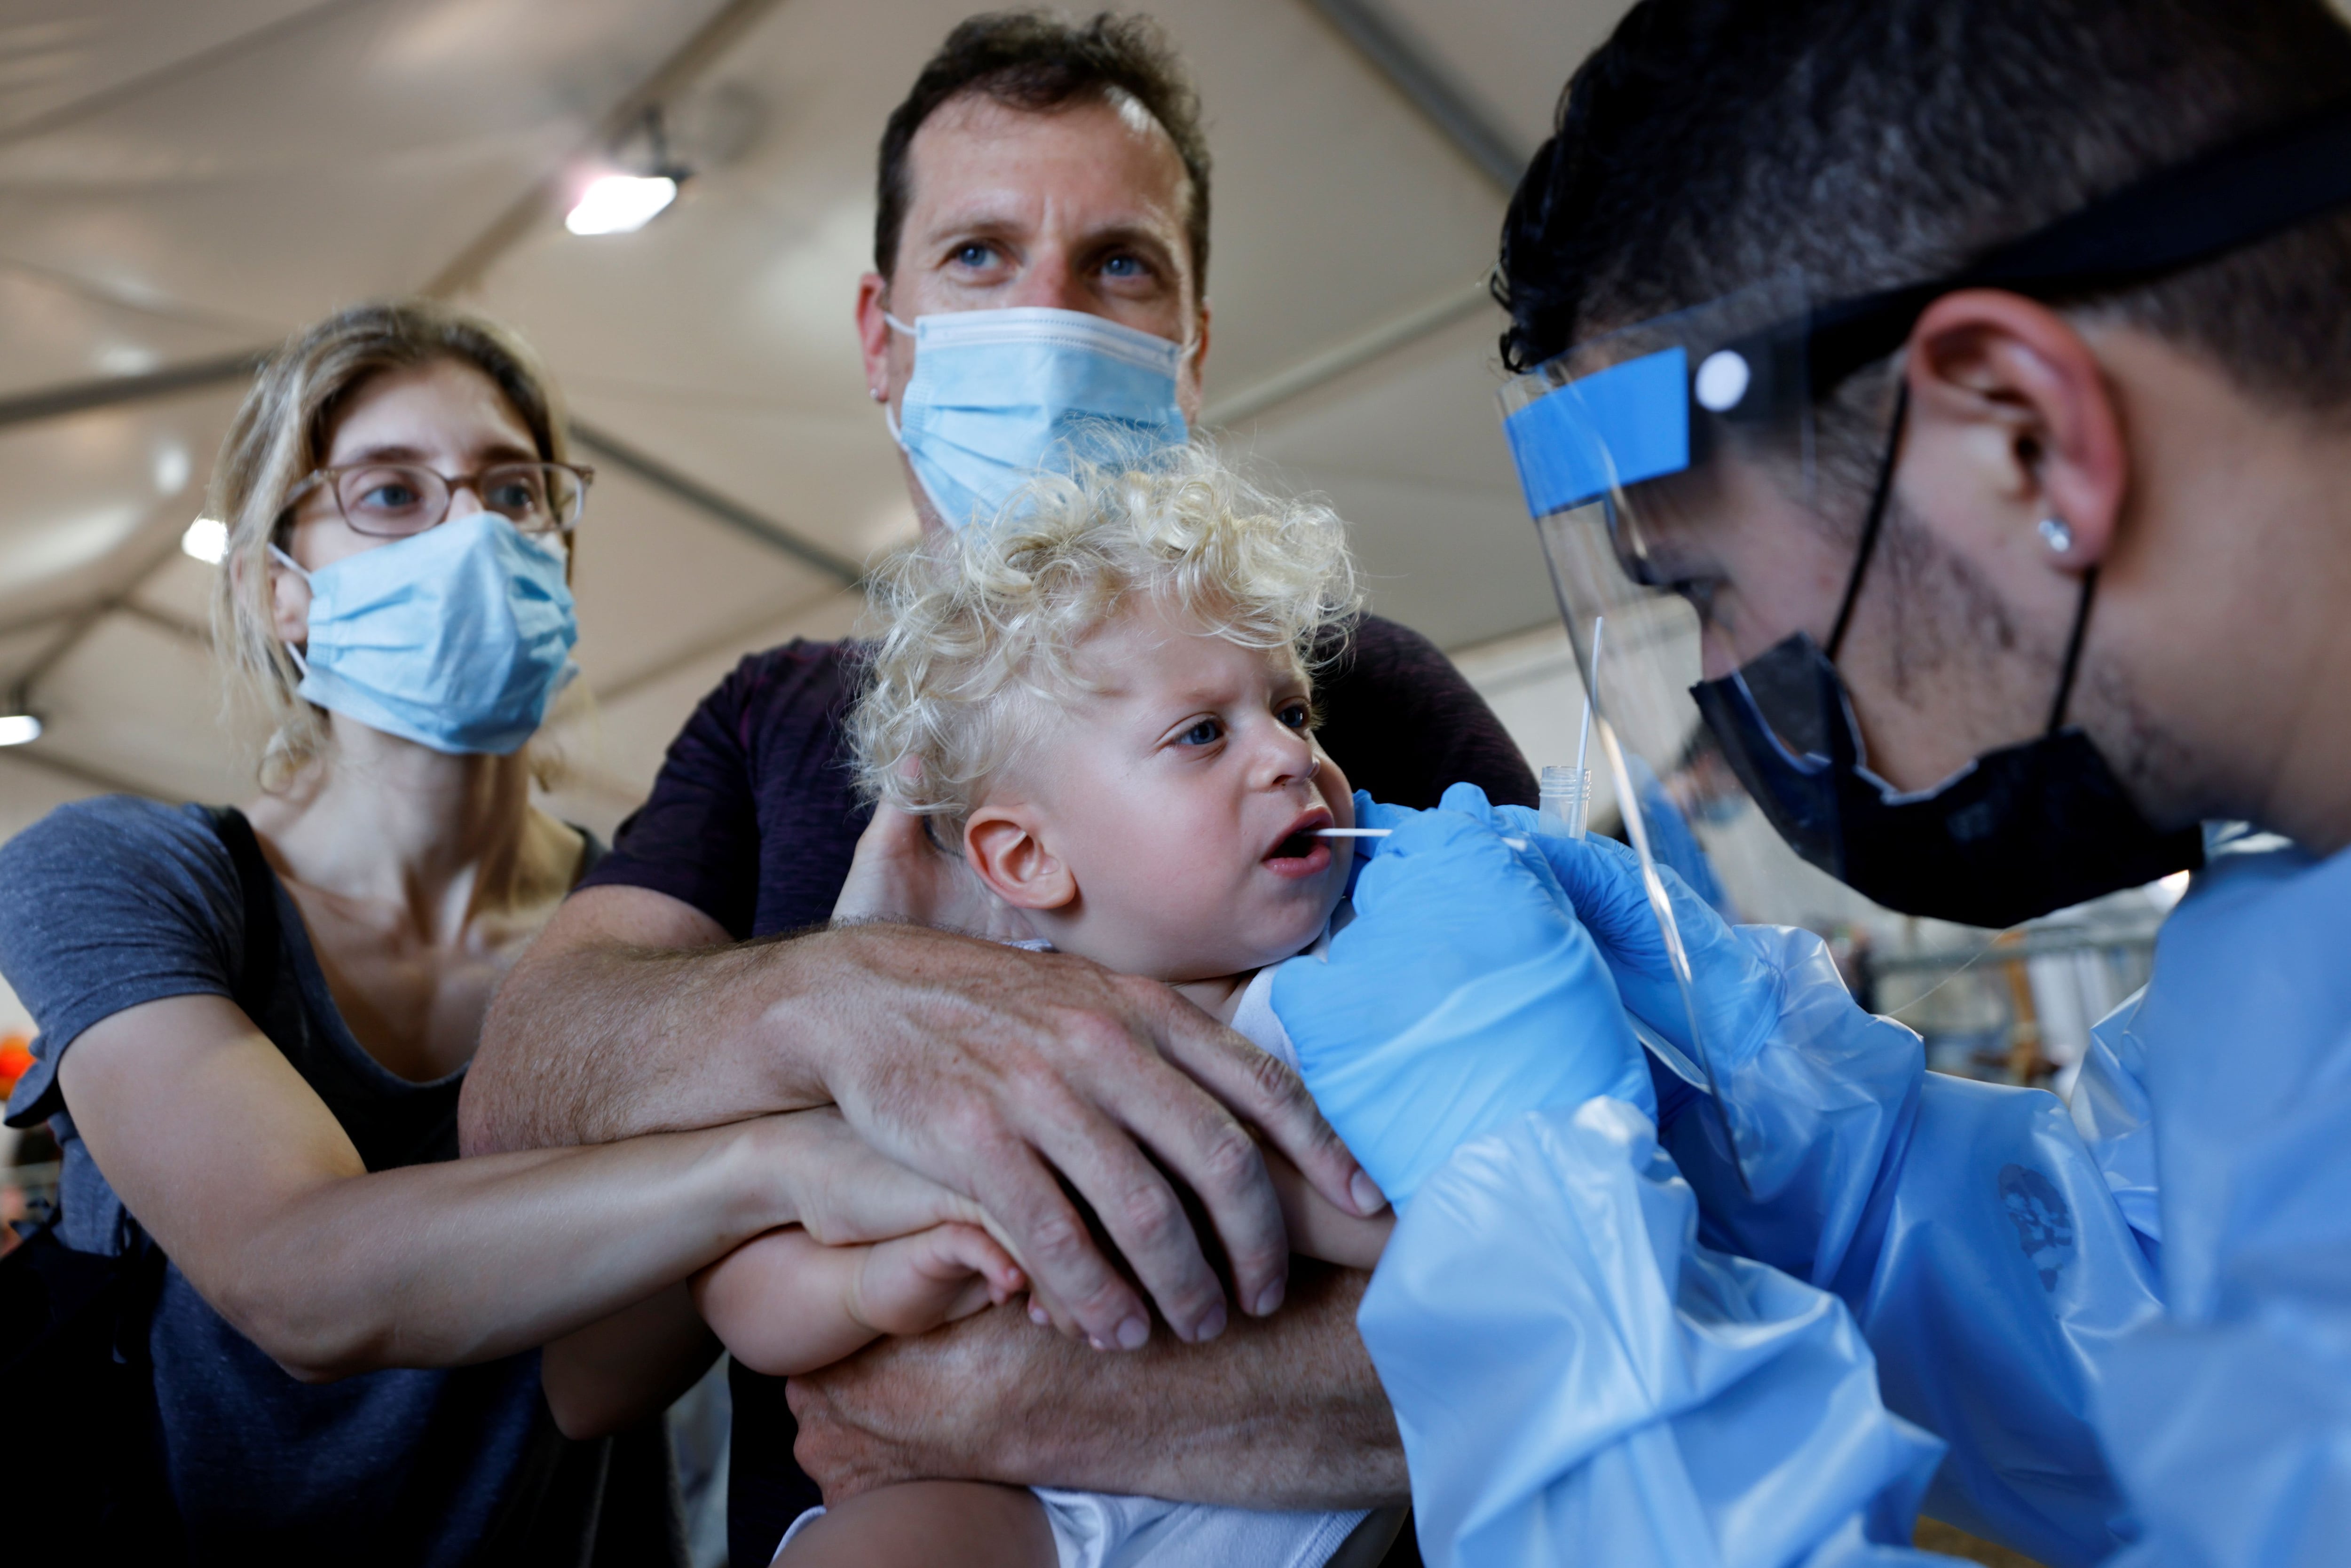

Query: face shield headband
[{"left": 1504, "top": 96, "right": 2351, "bottom": 928}]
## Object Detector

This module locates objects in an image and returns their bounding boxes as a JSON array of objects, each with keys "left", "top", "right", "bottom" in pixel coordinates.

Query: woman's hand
[
  {"left": 762, "top": 1105, "right": 997, "bottom": 1245},
  {"left": 832, "top": 803, "right": 1038, "bottom": 943}
]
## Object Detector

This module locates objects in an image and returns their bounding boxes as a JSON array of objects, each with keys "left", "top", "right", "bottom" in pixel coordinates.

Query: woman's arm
[{"left": 57, "top": 993, "right": 981, "bottom": 1382}]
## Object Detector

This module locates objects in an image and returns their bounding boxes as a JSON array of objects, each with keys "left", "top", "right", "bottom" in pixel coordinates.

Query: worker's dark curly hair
[{"left": 1495, "top": 0, "right": 2351, "bottom": 507}]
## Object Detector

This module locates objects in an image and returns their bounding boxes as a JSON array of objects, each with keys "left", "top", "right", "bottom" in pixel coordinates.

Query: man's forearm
[
  {"left": 790, "top": 1261, "right": 1407, "bottom": 1508},
  {"left": 463, "top": 891, "right": 832, "bottom": 1153}
]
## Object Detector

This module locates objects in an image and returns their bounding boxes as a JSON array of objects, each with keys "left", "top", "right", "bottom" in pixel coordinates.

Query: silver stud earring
[{"left": 2037, "top": 515, "right": 2075, "bottom": 554}]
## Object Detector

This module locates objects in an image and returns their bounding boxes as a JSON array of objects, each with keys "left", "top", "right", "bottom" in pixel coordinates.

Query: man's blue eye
[
  {"left": 953, "top": 243, "right": 995, "bottom": 268},
  {"left": 1181, "top": 719, "right": 1221, "bottom": 746},
  {"left": 1103, "top": 254, "right": 1139, "bottom": 277}
]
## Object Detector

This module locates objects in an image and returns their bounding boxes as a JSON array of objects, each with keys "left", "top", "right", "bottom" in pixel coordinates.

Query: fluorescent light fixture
[
  {"left": 154, "top": 441, "right": 191, "bottom": 496},
  {"left": 0, "top": 713, "right": 41, "bottom": 748},
  {"left": 182, "top": 516, "right": 228, "bottom": 564},
  {"left": 566, "top": 173, "right": 679, "bottom": 236}
]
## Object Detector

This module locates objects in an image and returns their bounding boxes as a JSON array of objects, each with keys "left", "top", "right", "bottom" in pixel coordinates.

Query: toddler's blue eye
[
  {"left": 1181, "top": 719, "right": 1222, "bottom": 746},
  {"left": 1278, "top": 702, "right": 1310, "bottom": 730}
]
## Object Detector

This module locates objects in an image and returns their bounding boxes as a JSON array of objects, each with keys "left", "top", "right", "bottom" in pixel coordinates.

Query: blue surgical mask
[
  {"left": 272, "top": 511, "right": 579, "bottom": 756},
  {"left": 884, "top": 306, "right": 1191, "bottom": 531}
]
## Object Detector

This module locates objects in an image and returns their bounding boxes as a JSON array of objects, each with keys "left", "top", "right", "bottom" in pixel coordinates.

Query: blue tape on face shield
[
  {"left": 272, "top": 512, "right": 578, "bottom": 756},
  {"left": 1501, "top": 346, "right": 1690, "bottom": 516},
  {"left": 884, "top": 306, "right": 1191, "bottom": 532}
]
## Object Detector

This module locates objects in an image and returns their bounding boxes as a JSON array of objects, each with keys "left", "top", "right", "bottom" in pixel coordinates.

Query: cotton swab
[
  {"left": 1575, "top": 615, "right": 1604, "bottom": 782},
  {"left": 1315, "top": 827, "right": 1530, "bottom": 851}
]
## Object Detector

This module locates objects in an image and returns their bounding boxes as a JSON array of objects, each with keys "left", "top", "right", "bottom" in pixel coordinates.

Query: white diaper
[{"left": 772, "top": 1495, "right": 1365, "bottom": 1568}]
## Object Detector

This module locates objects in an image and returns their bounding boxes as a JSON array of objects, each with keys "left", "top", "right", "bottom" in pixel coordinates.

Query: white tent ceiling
[{"left": 0, "top": 0, "right": 1631, "bottom": 845}]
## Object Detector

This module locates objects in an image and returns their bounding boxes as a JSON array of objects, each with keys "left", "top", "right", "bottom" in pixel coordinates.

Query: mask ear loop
[
  {"left": 267, "top": 543, "right": 314, "bottom": 677},
  {"left": 1814, "top": 373, "right": 2101, "bottom": 734},
  {"left": 1824, "top": 379, "right": 1909, "bottom": 664},
  {"left": 2045, "top": 568, "right": 2099, "bottom": 733}
]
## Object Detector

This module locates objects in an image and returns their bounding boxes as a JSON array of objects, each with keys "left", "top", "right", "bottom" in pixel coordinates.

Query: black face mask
[
  {"left": 1674, "top": 97, "right": 2351, "bottom": 926},
  {"left": 1693, "top": 633, "right": 2205, "bottom": 930},
  {"left": 1690, "top": 384, "right": 2202, "bottom": 929}
]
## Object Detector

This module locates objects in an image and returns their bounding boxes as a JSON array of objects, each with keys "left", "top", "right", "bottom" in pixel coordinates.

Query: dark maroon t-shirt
[{"left": 577, "top": 614, "right": 1535, "bottom": 1564}]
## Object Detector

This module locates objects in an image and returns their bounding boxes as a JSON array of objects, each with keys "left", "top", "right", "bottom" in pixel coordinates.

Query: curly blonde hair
[{"left": 849, "top": 439, "right": 1362, "bottom": 830}]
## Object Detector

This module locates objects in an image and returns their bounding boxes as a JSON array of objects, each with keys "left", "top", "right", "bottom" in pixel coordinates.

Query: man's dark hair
[
  {"left": 1496, "top": 0, "right": 2351, "bottom": 500},
  {"left": 875, "top": 10, "right": 1212, "bottom": 290}
]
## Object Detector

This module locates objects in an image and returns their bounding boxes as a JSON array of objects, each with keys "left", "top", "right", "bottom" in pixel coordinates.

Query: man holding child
[{"left": 463, "top": 12, "right": 1528, "bottom": 1563}]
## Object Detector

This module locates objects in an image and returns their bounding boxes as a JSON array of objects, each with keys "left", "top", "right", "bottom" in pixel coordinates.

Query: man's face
[{"left": 857, "top": 93, "right": 1211, "bottom": 528}]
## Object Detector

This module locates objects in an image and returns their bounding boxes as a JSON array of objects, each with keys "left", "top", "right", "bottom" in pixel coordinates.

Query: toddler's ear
[{"left": 964, "top": 807, "right": 1077, "bottom": 911}]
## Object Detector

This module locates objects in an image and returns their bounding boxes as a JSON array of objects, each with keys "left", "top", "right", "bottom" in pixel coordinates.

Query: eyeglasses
[{"left": 284, "top": 461, "right": 595, "bottom": 538}]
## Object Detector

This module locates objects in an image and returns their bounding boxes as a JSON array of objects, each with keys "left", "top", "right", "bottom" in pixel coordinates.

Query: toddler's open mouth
[{"left": 1265, "top": 806, "right": 1336, "bottom": 868}]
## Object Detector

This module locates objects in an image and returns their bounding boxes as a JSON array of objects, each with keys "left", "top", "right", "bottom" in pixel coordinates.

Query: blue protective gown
[{"left": 1355, "top": 836, "right": 2351, "bottom": 1567}]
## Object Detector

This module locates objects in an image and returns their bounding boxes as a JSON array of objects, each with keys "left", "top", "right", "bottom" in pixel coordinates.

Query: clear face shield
[
  {"left": 1501, "top": 277, "right": 1856, "bottom": 1164},
  {"left": 1497, "top": 263, "right": 2219, "bottom": 1136}
]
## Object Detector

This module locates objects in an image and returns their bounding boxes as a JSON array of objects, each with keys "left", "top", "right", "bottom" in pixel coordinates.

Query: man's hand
[
  {"left": 470, "top": 887, "right": 1383, "bottom": 1354},
  {"left": 789, "top": 1262, "right": 1407, "bottom": 1508},
  {"left": 797, "top": 924, "right": 1383, "bottom": 1350},
  {"left": 832, "top": 801, "right": 1038, "bottom": 943}
]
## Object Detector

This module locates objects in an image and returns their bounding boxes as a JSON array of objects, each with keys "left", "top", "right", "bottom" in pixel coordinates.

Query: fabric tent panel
[
  {"left": 0, "top": 0, "right": 729, "bottom": 326},
  {"left": 563, "top": 448, "right": 848, "bottom": 691},
  {"left": 1378, "top": 0, "right": 1624, "bottom": 158},
  {"left": 0, "top": 264, "right": 263, "bottom": 398},
  {"left": 1278, "top": 462, "right": 1557, "bottom": 652},
  {"left": 0, "top": 393, "right": 229, "bottom": 622},
  {"left": 129, "top": 550, "right": 223, "bottom": 633},
  {"left": 1236, "top": 310, "right": 1556, "bottom": 650},
  {"left": 0, "top": 625, "right": 71, "bottom": 695},
  {"left": 18, "top": 609, "right": 252, "bottom": 803},
  {"left": 1164, "top": 0, "right": 1509, "bottom": 392},
  {"left": 0, "top": 749, "right": 107, "bottom": 851},
  {"left": 1231, "top": 304, "right": 1521, "bottom": 489},
  {"left": 0, "top": 0, "right": 337, "bottom": 138}
]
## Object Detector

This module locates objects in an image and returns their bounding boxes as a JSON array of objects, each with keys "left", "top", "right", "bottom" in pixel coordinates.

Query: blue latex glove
[
  {"left": 1511, "top": 816, "right": 1786, "bottom": 1079},
  {"left": 1274, "top": 788, "right": 1649, "bottom": 1204},
  {"left": 1335, "top": 789, "right": 1421, "bottom": 900}
]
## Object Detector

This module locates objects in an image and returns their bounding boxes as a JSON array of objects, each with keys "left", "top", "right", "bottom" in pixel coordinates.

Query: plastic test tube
[
  {"left": 1538, "top": 615, "right": 1603, "bottom": 840},
  {"left": 1538, "top": 764, "right": 1591, "bottom": 839}
]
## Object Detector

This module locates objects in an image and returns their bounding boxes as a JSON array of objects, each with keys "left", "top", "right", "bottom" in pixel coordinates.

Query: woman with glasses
[{"left": 0, "top": 302, "right": 975, "bottom": 1560}]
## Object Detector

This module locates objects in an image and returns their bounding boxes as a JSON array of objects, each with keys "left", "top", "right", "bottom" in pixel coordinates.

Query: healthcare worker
[{"left": 1276, "top": 1, "right": 2351, "bottom": 1564}]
